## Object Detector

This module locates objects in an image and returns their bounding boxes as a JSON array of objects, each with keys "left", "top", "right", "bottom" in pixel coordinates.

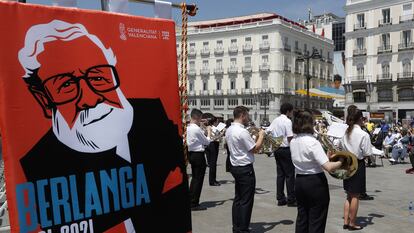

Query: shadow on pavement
[
  {"left": 355, "top": 213, "right": 385, "bottom": 227},
  {"left": 250, "top": 219, "right": 294, "bottom": 233},
  {"left": 255, "top": 187, "right": 270, "bottom": 195},
  {"left": 200, "top": 199, "right": 232, "bottom": 209},
  {"left": 218, "top": 180, "right": 234, "bottom": 185}
]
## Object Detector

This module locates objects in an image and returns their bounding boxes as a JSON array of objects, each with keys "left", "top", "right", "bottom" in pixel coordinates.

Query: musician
[
  {"left": 290, "top": 110, "right": 342, "bottom": 233},
  {"left": 187, "top": 109, "right": 212, "bottom": 211},
  {"left": 206, "top": 116, "right": 224, "bottom": 186},
  {"left": 268, "top": 103, "right": 296, "bottom": 206},
  {"left": 224, "top": 118, "right": 234, "bottom": 173},
  {"left": 226, "top": 106, "right": 265, "bottom": 233},
  {"left": 340, "top": 105, "right": 373, "bottom": 230}
]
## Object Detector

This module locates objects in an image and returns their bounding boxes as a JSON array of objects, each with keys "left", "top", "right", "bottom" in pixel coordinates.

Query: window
[
  {"left": 216, "top": 59, "right": 223, "bottom": 68},
  {"left": 295, "top": 41, "right": 299, "bottom": 50},
  {"left": 230, "top": 80, "right": 235, "bottom": 89},
  {"left": 260, "top": 98, "right": 269, "bottom": 106},
  {"left": 228, "top": 98, "right": 238, "bottom": 106},
  {"left": 203, "top": 41, "right": 209, "bottom": 49},
  {"left": 378, "top": 89, "right": 393, "bottom": 102},
  {"left": 202, "top": 60, "right": 209, "bottom": 68},
  {"left": 262, "top": 76, "right": 268, "bottom": 89},
  {"left": 402, "top": 30, "right": 412, "bottom": 46},
  {"left": 189, "top": 81, "right": 194, "bottom": 91},
  {"left": 304, "top": 44, "right": 307, "bottom": 53},
  {"left": 295, "top": 83, "right": 299, "bottom": 90},
  {"left": 216, "top": 40, "right": 223, "bottom": 48},
  {"left": 353, "top": 91, "right": 366, "bottom": 103},
  {"left": 214, "top": 99, "right": 224, "bottom": 106},
  {"left": 403, "top": 3, "right": 412, "bottom": 16},
  {"left": 245, "top": 80, "right": 250, "bottom": 89},
  {"left": 262, "top": 35, "right": 269, "bottom": 40},
  {"left": 381, "top": 33, "right": 390, "bottom": 48},
  {"left": 245, "top": 57, "right": 251, "bottom": 66},
  {"left": 202, "top": 81, "right": 207, "bottom": 91},
  {"left": 357, "top": 14, "right": 365, "bottom": 27},
  {"left": 382, "top": 8, "right": 391, "bottom": 24},
  {"left": 231, "top": 39, "right": 237, "bottom": 45},
  {"left": 201, "top": 99, "right": 210, "bottom": 106},
  {"left": 403, "top": 60, "right": 411, "bottom": 76},
  {"left": 189, "top": 42, "right": 195, "bottom": 49},
  {"left": 356, "top": 38, "right": 365, "bottom": 49},
  {"left": 189, "top": 61, "right": 195, "bottom": 69},
  {"left": 357, "top": 65, "right": 364, "bottom": 77},
  {"left": 230, "top": 58, "right": 237, "bottom": 66},
  {"left": 262, "top": 55, "right": 269, "bottom": 64},
  {"left": 245, "top": 37, "right": 251, "bottom": 43},
  {"left": 399, "top": 88, "right": 414, "bottom": 101},
  {"left": 242, "top": 98, "right": 255, "bottom": 106},
  {"left": 216, "top": 81, "right": 221, "bottom": 90}
]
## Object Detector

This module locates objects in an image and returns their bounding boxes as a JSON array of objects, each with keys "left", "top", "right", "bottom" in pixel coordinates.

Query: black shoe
[
  {"left": 287, "top": 201, "right": 297, "bottom": 207},
  {"left": 277, "top": 200, "right": 287, "bottom": 206},
  {"left": 359, "top": 194, "right": 374, "bottom": 200},
  {"left": 210, "top": 182, "right": 221, "bottom": 186},
  {"left": 348, "top": 225, "right": 363, "bottom": 231},
  {"left": 191, "top": 205, "right": 207, "bottom": 211},
  {"left": 343, "top": 225, "right": 349, "bottom": 229}
]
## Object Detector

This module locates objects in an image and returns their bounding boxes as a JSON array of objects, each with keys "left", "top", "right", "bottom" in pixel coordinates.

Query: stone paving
[{"left": 189, "top": 149, "right": 414, "bottom": 233}]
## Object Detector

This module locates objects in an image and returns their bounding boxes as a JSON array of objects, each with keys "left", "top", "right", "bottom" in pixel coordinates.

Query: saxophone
[
  {"left": 247, "top": 126, "right": 283, "bottom": 156},
  {"left": 319, "top": 132, "right": 359, "bottom": 180}
]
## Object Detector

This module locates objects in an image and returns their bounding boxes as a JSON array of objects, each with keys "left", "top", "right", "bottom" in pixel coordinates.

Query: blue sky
[{"left": 28, "top": 0, "right": 346, "bottom": 23}]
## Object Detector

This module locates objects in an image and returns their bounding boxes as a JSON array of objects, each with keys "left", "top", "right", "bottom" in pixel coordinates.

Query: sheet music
[{"left": 327, "top": 122, "right": 349, "bottom": 138}]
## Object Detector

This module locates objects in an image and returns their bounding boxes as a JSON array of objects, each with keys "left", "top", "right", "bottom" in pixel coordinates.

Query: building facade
[
  {"left": 177, "top": 13, "right": 335, "bottom": 124},
  {"left": 344, "top": 0, "right": 414, "bottom": 121}
]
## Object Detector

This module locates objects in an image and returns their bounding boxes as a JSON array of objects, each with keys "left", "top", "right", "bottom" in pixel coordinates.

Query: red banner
[{"left": 0, "top": 2, "right": 190, "bottom": 233}]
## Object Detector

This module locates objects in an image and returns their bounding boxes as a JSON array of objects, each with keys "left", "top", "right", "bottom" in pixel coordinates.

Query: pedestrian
[
  {"left": 290, "top": 110, "right": 343, "bottom": 233},
  {"left": 187, "top": 109, "right": 212, "bottom": 211},
  {"left": 205, "top": 116, "right": 221, "bottom": 186},
  {"left": 267, "top": 103, "right": 296, "bottom": 206},
  {"left": 226, "top": 106, "right": 265, "bottom": 233}
]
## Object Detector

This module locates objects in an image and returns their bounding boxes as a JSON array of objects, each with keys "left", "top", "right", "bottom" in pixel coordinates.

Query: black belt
[
  {"left": 278, "top": 147, "right": 290, "bottom": 150},
  {"left": 232, "top": 163, "right": 253, "bottom": 168}
]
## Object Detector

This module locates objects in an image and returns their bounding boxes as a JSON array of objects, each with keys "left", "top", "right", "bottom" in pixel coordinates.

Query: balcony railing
[
  {"left": 242, "top": 88, "right": 252, "bottom": 94},
  {"left": 294, "top": 47, "right": 302, "bottom": 55},
  {"left": 200, "top": 90, "right": 210, "bottom": 96},
  {"left": 353, "top": 48, "right": 367, "bottom": 56},
  {"left": 228, "top": 66, "right": 238, "bottom": 74},
  {"left": 378, "top": 45, "right": 392, "bottom": 54},
  {"left": 398, "top": 42, "right": 414, "bottom": 51},
  {"left": 188, "top": 48, "right": 196, "bottom": 57},
  {"left": 228, "top": 45, "right": 238, "bottom": 54},
  {"left": 378, "top": 18, "right": 392, "bottom": 27},
  {"left": 354, "top": 23, "right": 367, "bottom": 31},
  {"left": 214, "top": 47, "right": 224, "bottom": 55},
  {"left": 400, "top": 14, "right": 414, "bottom": 23},
  {"left": 188, "top": 68, "right": 196, "bottom": 76},
  {"left": 228, "top": 89, "right": 238, "bottom": 95},
  {"left": 213, "top": 90, "right": 223, "bottom": 95},
  {"left": 259, "top": 64, "right": 270, "bottom": 72},
  {"left": 242, "top": 44, "right": 253, "bottom": 52},
  {"left": 377, "top": 74, "right": 393, "bottom": 82},
  {"left": 242, "top": 66, "right": 252, "bottom": 73},
  {"left": 397, "top": 72, "right": 414, "bottom": 81},
  {"left": 200, "top": 68, "right": 210, "bottom": 76},
  {"left": 188, "top": 90, "right": 196, "bottom": 96},
  {"left": 214, "top": 67, "right": 224, "bottom": 75},
  {"left": 259, "top": 41, "right": 270, "bottom": 50},
  {"left": 349, "top": 75, "right": 367, "bottom": 83},
  {"left": 283, "top": 44, "right": 291, "bottom": 52},
  {"left": 200, "top": 48, "right": 210, "bottom": 56},
  {"left": 283, "top": 65, "right": 291, "bottom": 72}
]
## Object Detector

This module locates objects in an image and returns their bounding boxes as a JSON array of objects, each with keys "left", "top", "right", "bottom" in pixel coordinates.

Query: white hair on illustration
[{"left": 18, "top": 19, "right": 117, "bottom": 78}]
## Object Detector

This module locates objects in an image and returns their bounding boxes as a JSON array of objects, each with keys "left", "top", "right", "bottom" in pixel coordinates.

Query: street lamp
[
  {"left": 258, "top": 89, "right": 272, "bottom": 126},
  {"left": 366, "top": 82, "right": 374, "bottom": 113},
  {"left": 296, "top": 48, "right": 322, "bottom": 109}
]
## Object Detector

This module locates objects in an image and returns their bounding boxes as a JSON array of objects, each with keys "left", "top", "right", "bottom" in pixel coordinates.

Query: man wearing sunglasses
[{"left": 17, "top": 20, "right": 190, "bottom": 233}]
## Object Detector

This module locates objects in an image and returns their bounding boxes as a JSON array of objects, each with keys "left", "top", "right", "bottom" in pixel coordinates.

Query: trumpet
[
  {"left": 319, "top": 133, "right": 358, "bottom": 180},
  {"left": 247, "top": 126, "right": 283, "bottom": 156}
]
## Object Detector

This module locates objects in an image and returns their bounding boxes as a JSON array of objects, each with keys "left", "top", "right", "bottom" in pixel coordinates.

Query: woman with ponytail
[{"left": 340, "top": 105, "right": 373, "bottom": 231}]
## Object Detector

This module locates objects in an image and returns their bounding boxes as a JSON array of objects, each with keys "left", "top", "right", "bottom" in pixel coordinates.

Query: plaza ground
[{"left": 189, "top": 149, "right": 414, "bottom": 233}]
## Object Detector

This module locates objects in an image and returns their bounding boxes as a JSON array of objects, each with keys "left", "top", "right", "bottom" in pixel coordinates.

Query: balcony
[
  {"left": 354, "top": 23, "right": 367, "bottom": 31},
  {"left": 378, "top": 45, "right": 392, "bottom": 54},
  {"left": 214, "top": 67, "right": 224, "bottom": 75},
  {"left": 398, "top": 42, "right": 414, "bottom": 51},
  {"left": 228, "top": 66, "right": 238, "bottom": 74},
  {"left": 242, "top": 65, "right": 252, "bottom": 73},
  {"left": 228, "top": 89, "right": 238, "bottom": 95},
  {"left": 200, "top": 68, "right": 210, "bottom": 76},
  {"left": 353, "top": 48, "right": 367, "bottom": 56},
  {"left": 214, "top": 47, "right": 224, "bottom": 56},
  {"left": 200, "top": 48, "right": 210, "bottom": 57},
  {"left": 228, "top": 45, "right": 238, "bottom": 54},
  {"left": 188, "top": 90, "right": 196, "bottom": 96},
  {"left": 283, "top": 65, "right": 291, "bottom": 72},
  {"left": 188, "top": 68, "right": 196, "bottom": 76},
  {"left": 294, "top": 47, "right": 302, "bottom": 55},
  {"left": 400, "top": 14, "right": 414, "bottom": 23},
  {"left": 349, "top": 75, "right": 367, "bottom": 83},
  {"left": 188, "top": 48, "right": 196, "bottom": 57},
  {"left": 378, "top": 18, "right": 392, "bottom": 27},
  {"left": 377, "top": 74, "right": 392, "bottom": 82},
  {"left": 259, "top": 41, "right": 270, "bottom": 51},
  {"left": 213, "top": 90, "right": 223, "bottom": 95},
  {"left": 200, "top": 90, "right": 210, "bottom": 96},
  {"left": 259, "top": 63, "right": 270, "bottom": 72},
  {"left": 242, "top": 89, "right": 252, "bottom": 94},
  {"left": 242, "top": 44, "right": 253, "bottom": 52},
  {"left": 283, "top": 44, "right": 291, "bottom": 52},
  {"left": 397, "top": 72, "right": 414, "bottom": 81}
]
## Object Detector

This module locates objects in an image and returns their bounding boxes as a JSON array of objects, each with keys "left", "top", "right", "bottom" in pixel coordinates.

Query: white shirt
[
  {"left": 187, "top": 123, "right": 211, "bottom": 152},
  {"left": 225, "top": 122, "right": 256, "bottom": 166},
  {"left": 267, "top": 114, "right": 293, "bottom": 147},
  {"left": 339, "top": 124, "right": 373, "bottom": 160},
  {"left": 290, "top": 134, "right": 329, "bottom": 175}
]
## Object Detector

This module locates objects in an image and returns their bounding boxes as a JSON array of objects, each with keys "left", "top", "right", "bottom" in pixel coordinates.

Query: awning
[{"left": 295, "top": 87, "right": 345, "bottom": 99}]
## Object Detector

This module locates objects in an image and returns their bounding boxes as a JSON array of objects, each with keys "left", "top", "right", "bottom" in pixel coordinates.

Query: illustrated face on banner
[{"left": 18, "top": 20, "right": 134, "bottom": 161}]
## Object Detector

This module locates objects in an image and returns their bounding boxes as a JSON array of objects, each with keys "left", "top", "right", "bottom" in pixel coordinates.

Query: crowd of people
[{"left": 185, "top": 102, "right": 412, "bottom": 233}]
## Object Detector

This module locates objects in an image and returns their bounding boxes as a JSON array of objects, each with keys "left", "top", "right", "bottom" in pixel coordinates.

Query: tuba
[
  {"left": 319, "top": 133, "right": 358, "bottom": 180},
  {"left": 247, "top": 126, "right": 283, "bottom": 156}
]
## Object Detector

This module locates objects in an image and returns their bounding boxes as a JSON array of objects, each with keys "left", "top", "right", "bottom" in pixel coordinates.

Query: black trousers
[
  {"left": 225, "top": 144, "right": 232, "bottom": 172},
  {"left": 206, "top": 141, "right": 220, "bottom": 184},
  {"left": 189, "top": 151, "right": 207, "bottom": 206},
  {"left": 230, "top": 164, "right": 256, "bottom": 233},
  {"left": 295, "top": 173, "right": 330, "bottom": 233},
  {"left": 274, "top": 147, "right": 296, "bottom": 202}
]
